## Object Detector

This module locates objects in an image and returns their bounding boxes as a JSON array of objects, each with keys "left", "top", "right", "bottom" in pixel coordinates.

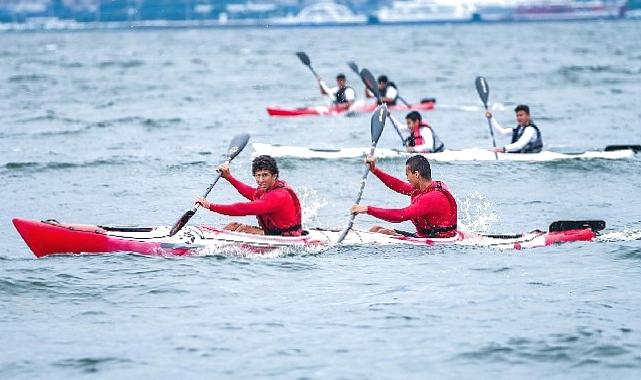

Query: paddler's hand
[
  {"left": 492, "top": 146, "right": 506, "bottom": 153},
  {"left": 217, "top": 163, "right": 231, "bottom": 178},
  {"left": 365, "top": 155, "right": 376, "bottom": 171},
  {"left": 350, "top": 205, "right": 368, "bottom": 215},
  {"left": 195, "top": 196, "right": 211, "bottom": 209},
  {"left": 485, "top": 111, "right": 493, "bottom": 119},
  {"left": 405, "top": 146, "right": 416, "bottom": 153}
]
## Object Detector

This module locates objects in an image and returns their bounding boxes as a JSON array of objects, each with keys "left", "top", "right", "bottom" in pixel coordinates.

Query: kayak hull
[
  {"left": 266, "top": 99, "right": 435, "bottom": 117},
  {"left": 252, "top": 143, "right": 636, "bottom": 162},
  {"left": 13, "top": 218, "right": 596, "bottom": 258}
]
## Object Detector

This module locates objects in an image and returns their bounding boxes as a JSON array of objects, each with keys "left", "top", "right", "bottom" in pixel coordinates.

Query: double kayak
[
  {"left": 13, "top": 218, "right": 602, "bottom": 258},
  {"left": 252, "top": 143, "right": 638, "bottom": 162},
  {"left": 266, "top": 98, "right": 436, "bottom": 117}
]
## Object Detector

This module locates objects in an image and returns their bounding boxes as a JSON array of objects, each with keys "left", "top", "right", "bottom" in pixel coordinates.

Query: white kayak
[
  {"left": 13, "top": 218, "right": 601, "bottom": 258},
  {"left": 252, "top": 143, "right": 638, "bottom": 162}
]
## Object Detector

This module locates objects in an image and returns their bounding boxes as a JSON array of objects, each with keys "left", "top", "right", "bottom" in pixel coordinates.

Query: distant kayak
[
  {"left": 266, "top": 98, "right": 436, "bottom": 117},
  {"left": 252, "top": 143, "right": 638, "bottom": 161},
  {"left": 13, "top": 218, "right": 599, "bottom": 258}
]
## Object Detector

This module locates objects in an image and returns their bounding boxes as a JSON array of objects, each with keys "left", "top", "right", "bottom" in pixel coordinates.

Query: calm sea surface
[{"left": 1, "top": 21, "right": 641, "bottom": 379}]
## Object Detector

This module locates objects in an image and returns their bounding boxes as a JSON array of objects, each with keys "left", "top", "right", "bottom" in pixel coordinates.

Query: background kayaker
[
  {"left": 350, "top": 155, "right": 457, "bottom": 238},
  {"left": 486, "top": 104, "right": 544, "bottom": 153},
  {"left": 365, "top": 74, "right": 399, "bottom": 105},
  {"left": 319, "top": 73, "right": 356, "bottom": 111},
  {"left": 195, "top": 155, "right": 304, "bottom": 236},
  {"left": 401, "top": 111, "right": 445, "bottom": 153}
]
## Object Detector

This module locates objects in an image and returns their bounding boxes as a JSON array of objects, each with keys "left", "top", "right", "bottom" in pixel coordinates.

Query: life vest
[
  {"left": 406, "top": 122, "right": 445, "bottom": 153},
  {"left": 382, "top": 82, "right": 399, "bottom": 105},
  {"left": 334, "top": 86, "right": 354, "bottom": 104},
  {"left": 254, "top": 180, "right": 303, "bottom": 236},
  {"left": 411, "top": 181, "right": 457, "bottom": 238},
  {"left": 511, "top": 123, "right": 543, "bottom": 153}
]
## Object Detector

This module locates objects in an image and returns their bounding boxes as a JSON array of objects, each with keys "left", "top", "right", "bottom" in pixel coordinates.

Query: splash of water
[
  {"left": 457, "top": 192, "right": 500, "bottom": 233},
  {"left": 297, "top": 186, "right": 328, "bottom": 227}
]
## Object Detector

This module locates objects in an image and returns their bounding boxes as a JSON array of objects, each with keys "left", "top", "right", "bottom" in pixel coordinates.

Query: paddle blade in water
[
  {"left": 296, "top": 51, "right": 310, "bottom": 66},
  {"left": 227, "top": 133, "right": 250, "bottom": 160},
  {"left": 360, "top": 68, "right": 380, "bottom": 100},
  {"left": 370, "top": 105, "right": 387, "bottom": 144},
  {"left": 475, "top": 76, "right": 490, "bottom": 107},
  {"left": 169, "top": 209, "right": 195, "bottom": 237},
  {"left": 347, "top": 61, "right": 359, "bottom": 75},
  {"left": 548, "top": 220, "right": 606, "bottom": 233}
]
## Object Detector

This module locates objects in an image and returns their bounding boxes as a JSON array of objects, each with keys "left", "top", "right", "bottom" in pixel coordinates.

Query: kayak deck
[
  {"left": 13, "top": 218, "right": 597, "bottom": 258},
  {"left": 266, "top": 99, "right": 436, "bottom": 117},
  {"left": 252, "top": 143, "right": 637, "bottom": 161}
]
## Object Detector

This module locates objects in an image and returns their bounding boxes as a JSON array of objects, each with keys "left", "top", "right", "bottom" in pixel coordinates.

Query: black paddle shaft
[
  {"left": 336, "top": 105, "right": 387, "bottom": 244},
  {"left": 296, "top": 51, "right": 320, "bottom": 79},
  {"left": 169, "top": 133, "right": 250, "bottom": 237},
  {"left": 475, "top": 76, "right": 498, "bottom": 160}
]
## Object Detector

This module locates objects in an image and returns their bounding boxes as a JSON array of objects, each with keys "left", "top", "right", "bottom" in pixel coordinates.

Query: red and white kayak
[
  {"left": 266, "top": 98, "right": 436, "bottom": 117},
  {"left": 13, "top": 218, "right": 600, "bottom": 258}
]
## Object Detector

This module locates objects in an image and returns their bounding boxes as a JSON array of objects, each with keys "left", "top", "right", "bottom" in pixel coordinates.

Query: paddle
[
  {"left": 168, "top": 133, "right": 251, "bottom": 237},
  {"left": 336, "top": 105, "right": 388, "bottom": 244},
  {"left": 296, "top": 51, "right": 321, "bottom": 80},
  {"left": 548, "top": 220, "right": 606, "bottom": 233},
  {"left": 604, "top": 145, "right": 641, "bottom": 153},
  {"left": 297, "top": 51, "right": 335, "bottom": 103},
  {"left": 475, "top": 76, "right": 499, "bottom": 160},
  {"left": 360, "top": 68, "right": 406, "bottom": 145}
]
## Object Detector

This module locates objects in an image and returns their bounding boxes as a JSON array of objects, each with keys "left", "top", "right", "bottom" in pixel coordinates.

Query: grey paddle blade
[
  {"left": 169, "top": 209, "right": 195, "bottom": 237},
  {"left": 347, "top": 61, "right": 359, "bottom": 75},
  {"left": 475, "top": 76, "right": 490, "bottom": 108},
  {"left": 548, "top": 220, "right": 606, "bottom": 233},
  {"left": 296, "top": 51, "right": 310, "bottom": 66},
  {"left": 360, "top": 68, "right": 380, "bottom": 100},
  {"left": 370, "top": 105, "right": 387, "bottom": 145},
  {"left": 227, "top": 133, "right": 250, "bottom": 160}
]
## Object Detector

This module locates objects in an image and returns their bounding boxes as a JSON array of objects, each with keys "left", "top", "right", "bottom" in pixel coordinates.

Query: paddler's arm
[
  {"left": 503, "top": 127, "right": 536, "bottom": 153},
  {"left": 218, "top": 163, "right": 256, "bottom": 200},
  {"left": 351, "top": 201, "right": 426, "bottom": 223},
  {"left": 318, "top": 80, "right": 331, "bottom": 95},
  {"left": 485, "top": 112, "right": 512, "bottom": 136},
  {"left": 366, "top": 155, "right": 413, "bottom": 195}
]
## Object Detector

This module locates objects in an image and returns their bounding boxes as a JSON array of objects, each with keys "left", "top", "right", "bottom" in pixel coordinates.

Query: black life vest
[
  {"left": 511, "top": 123, "right": 543, "bottom": 153},
  {"left": 334, "top": 86, "right": 354, "bottom": 104}
]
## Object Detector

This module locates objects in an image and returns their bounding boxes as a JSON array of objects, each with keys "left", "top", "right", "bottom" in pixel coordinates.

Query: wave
[
  {"left": 1, "top": 157, "right": 142, "bottom": 175},
  {"left": 8, "top": 74, "right": 56, "bottom": 84},
  {"left": 97, "top": 59, "right": 145, "bottom": 69}
]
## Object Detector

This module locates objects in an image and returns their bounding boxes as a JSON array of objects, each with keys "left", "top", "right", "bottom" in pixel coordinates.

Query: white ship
[
  {"left": 511, "top": 0, "right": 624, "bottom": 21},
  {"left": 269, "top": 1, "right": 367, "bottom": 26},
  {"left": 374, "top": 0, "right": 476, "bottom": 24}
]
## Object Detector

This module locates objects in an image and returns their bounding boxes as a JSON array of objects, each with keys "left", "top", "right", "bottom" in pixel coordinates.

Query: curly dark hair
[{"left": 252, "top": 155, "right": 279, "bottom": 176}]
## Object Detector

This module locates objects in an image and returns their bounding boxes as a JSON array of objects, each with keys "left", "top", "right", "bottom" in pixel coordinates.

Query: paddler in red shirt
[
  {"left": 350, "top": 155, "right": 457, "bottom": 238},
  {"left": 195, "top": 155, "right": 304, "bottom": 236}
]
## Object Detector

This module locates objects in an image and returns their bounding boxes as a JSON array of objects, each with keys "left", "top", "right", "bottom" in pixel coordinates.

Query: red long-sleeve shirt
[
  {"left": 367, "top": 167, "right": 457, "bottom": 237},
  {"left": 208, "top": 174, "right": 301, "bottom": 231}
]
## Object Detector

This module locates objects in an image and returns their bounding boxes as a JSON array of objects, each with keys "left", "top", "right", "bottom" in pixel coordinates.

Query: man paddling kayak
[
  {"left": 350, "top": 155, "right": 457, "bottom": 238},
  {"left": 319, "top": 73, "right": 356, "bottom": 111},
  {"left": 486, "top": 104, "right": 543, "bottom": 153},
  {"left": 402, "top": 111, "right": 445, "bottom": 153},
  {"left": 195, "top": 155, "right": 304, "bottom": 236},
  {"left": 366, "top": 75, "right": 399, "bottom": 106}
]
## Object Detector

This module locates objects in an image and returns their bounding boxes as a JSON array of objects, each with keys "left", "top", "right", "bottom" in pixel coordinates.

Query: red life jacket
[
  {"left": 253, "top": 180, "right": 303, "bottom": 236},
  {"left": 411, "top": 180, "right": 458, "bottom": 238}
]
